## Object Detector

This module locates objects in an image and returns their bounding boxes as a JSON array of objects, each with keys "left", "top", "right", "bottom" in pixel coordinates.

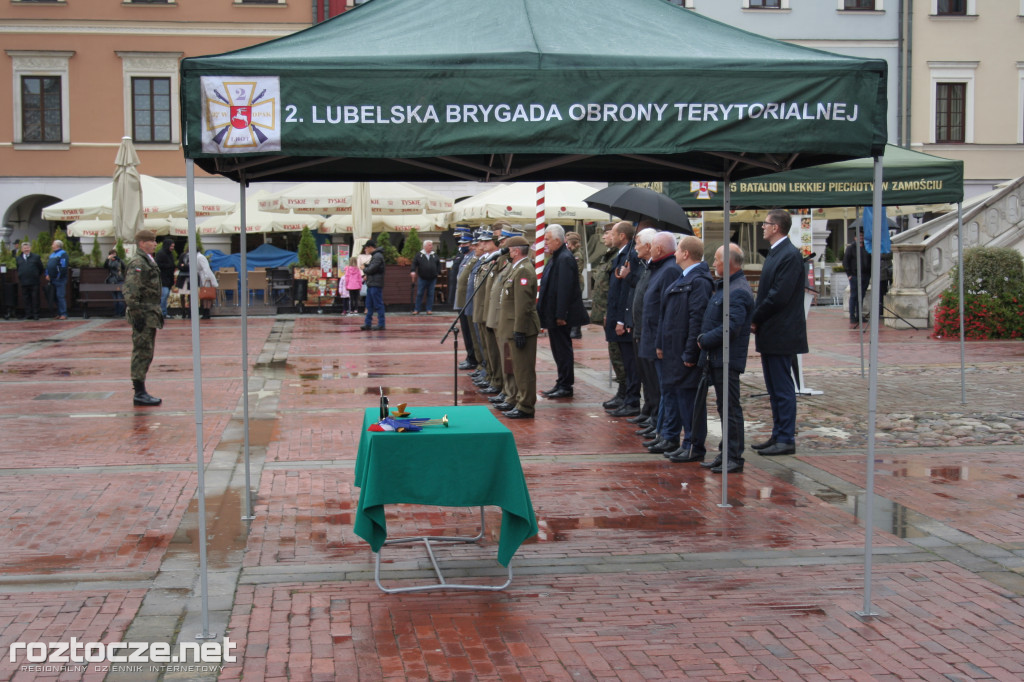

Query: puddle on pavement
[
  {"left": 885, "top": 464, "right": 970, "bottom": 483},
  {"left": 219, "top": 418, "right": 279, "bottom": 447},
  {"left": 180, "top": 488, "right": 248, "bottom": 569}
]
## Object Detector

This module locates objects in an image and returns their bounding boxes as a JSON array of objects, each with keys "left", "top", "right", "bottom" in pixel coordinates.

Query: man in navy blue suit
[
  {"left": 603, "top": 221, "right": 642, "bottom": 415},
  {"left": 750, "top": 209, "right": 808, "bottom": 456}
]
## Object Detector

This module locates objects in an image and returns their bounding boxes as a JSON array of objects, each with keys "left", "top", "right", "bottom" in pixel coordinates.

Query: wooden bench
[{"left": 77, "top": 282, "right": 122, "bottom": 318}]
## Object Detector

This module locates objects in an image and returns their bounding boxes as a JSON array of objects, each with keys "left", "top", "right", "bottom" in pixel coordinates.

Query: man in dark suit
[
  {"left": 537, "top": 224, "right": 586, "bottom": 399},
  {"left": 604, "top": 221, "right": 641, "bottom": 416},
  {"left": 16, "top": 242, "right": 45, "bottom": 320},
  {"left": 750, "top": 209, "right": 808, "bottom": 456}
]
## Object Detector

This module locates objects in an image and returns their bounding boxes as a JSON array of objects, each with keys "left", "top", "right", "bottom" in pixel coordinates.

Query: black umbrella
[
  {"left": 691, "top": 353, "right": 711, "bottom": 441},
  {"left": 585, "top": 185, "right": 694, "bottom": 234}
]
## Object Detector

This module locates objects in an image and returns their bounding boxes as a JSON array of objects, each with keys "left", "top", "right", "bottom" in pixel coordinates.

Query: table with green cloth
[{"left": 353, "top": 405, "right": 538, "bottom": 567}]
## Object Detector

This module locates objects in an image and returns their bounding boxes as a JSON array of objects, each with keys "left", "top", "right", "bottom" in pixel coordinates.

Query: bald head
[
  {"left": 713, "top": 243, "right": 745, "bottom": 278},
  {"left": 650, "top": 231, "right": 677, "bottom": 260}
]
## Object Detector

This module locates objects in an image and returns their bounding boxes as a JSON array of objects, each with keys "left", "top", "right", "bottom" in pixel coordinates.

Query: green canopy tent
[
  {"left": 177, "top": 0, "right": 891, "bottom": 629},
  {"left": 664, "top": 144, "right": 964, "bottom": 209}
]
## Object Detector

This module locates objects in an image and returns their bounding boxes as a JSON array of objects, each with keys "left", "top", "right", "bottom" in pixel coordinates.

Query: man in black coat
[
  {"left": 696, "top": 243, "right": 755, "bottom": 473},
  {"left": 15, "top": 242, "right": 45, "bottom": 320},
  {"left": 410, "top": 239, "right": 441, "bottom": 315},
  {"left": 750, "top": 209, "right": 808, "bottom": 457},
  {"left": 657, "top": 236, "right": 713, "bottom": 460},
  {"left": 636, "top": 231, "right": 682, "bottom": 452},
  {"left": 842, "top": 231, "right": 870, "bottom": 327},
  {"left": 604, "top": 221, "right": 642, "bottom": 416},
  {"left": 537, "top": 224, "right": 587, "bottom": 399}
]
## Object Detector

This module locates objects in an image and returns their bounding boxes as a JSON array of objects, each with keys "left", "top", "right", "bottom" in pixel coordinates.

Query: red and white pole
[{"left": 534, "top": 183, "right": 546, "bottom": 288}]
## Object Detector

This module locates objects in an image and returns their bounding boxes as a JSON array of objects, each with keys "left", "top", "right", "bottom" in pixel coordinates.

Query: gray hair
[
  {"left": 636, "top": 227, "right": 658, "bottom": 246},
  {"left": 423, "top": 239, "right": 433, "bottom": 247},
  {"left": 545, "top": 224, "right": 565, "bottom": 242},
  {"left": 53, "top": 240, "right": 63, "bottom": 248},
  {"left": 651, "top": 231, "right": 676, "bottom": 254}
]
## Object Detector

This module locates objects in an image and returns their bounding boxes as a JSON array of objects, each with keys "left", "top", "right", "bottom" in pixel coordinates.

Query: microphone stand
[{"left": 440, "top": 249, "right": 508, "bottom": 407}]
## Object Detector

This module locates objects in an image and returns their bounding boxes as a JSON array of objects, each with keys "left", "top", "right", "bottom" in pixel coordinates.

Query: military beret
[{"left": 505, "top": 236, "right": 530, "bottom": 248}]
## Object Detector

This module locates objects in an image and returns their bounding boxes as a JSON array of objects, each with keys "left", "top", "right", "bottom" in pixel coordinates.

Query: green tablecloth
[{"left": 353, "top": 405, "right": 538, "bottom": 566}]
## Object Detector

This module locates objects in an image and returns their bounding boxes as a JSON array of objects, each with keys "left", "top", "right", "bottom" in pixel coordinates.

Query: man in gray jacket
[{"left": 360, "top": 240, "right": 386, "bottom": 331}]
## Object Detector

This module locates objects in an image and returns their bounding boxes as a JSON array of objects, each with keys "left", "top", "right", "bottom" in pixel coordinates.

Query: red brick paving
[
  {"left": 222, "top": 561, "right": 1024, "bottom": 681},
  {"left": 0, "top": 471, "right": 196, "bottom": 574},
  {"left": 803, "top": 450, "right": 1024, "bottom": 545},
  {"left": 0, "top": 590, "right": 146, "bottom": 682},
  {"left": 3, "top": 310, "right": 1024, "bottom": 682}
]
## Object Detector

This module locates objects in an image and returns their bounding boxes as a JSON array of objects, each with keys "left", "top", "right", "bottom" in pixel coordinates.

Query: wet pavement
[{"left": 1, "top": 308, "right": 1023, "bottom": 681}]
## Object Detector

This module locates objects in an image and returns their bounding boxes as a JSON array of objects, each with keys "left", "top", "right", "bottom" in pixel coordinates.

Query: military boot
[{"left": 133, "top": 380, "right": 162, "bottom": 406}]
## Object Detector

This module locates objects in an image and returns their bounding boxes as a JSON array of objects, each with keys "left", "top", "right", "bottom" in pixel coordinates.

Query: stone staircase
[{"left": 885, "top": 176, "right": 1024, "bottom": 329}]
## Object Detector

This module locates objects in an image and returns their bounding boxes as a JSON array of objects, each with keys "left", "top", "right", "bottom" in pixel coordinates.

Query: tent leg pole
[
  {"left": 857, "top": 156, "right": 883, "bottom": 620},
  {"left": 240, "top": 176, "right": 254, "bottom": 522},
  {"left": 187, "top": 160, "right": 214, "bottom": 639},
  {"left": 718, "top": 176, "right": 732, "bottom": 509},
  {"left": 957, "top": 202, "right": 965, "bottom": 404}
]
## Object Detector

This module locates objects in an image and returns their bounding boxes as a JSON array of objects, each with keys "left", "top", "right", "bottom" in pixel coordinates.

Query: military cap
[{"left": 505, "top": 236, "right": 530, "bottom": 248}]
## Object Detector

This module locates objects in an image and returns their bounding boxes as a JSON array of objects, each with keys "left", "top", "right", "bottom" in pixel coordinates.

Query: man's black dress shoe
[
  {"left": 750, "top": 437, "right": 777, "bottom": 451},
  {"left": 359, "top": 325, "right": 372, "bottom": 331},
  {"left": 544, "top": 387, "right": 573, "bottom": 399},
  {"left": 493, "top": 402, "right": 514, "bottom": 411},
  {"left": 758, "top": 442, "right": 795, "bottom": 456},
  {"left": 711, "top": 460, "right": 745, "bottom": 473},
  {"left": 642, "top": 436, "right": 662, "bottom": 449},
  {"left": 648, "top": 439, "right": 679, "bottom": 454},
  {"left": 608, "top": 404, "right": 640, "bottom": 417},
  {"left": 700, "top": 456, "right": 723, "bottom": 469},
  {"left": 480, "top": 386, "right": 500, "bottom": 395},
  {"left": 668, "top": 447, "right": 705, "bottom": 463},
  {"left": 458, "top": 361, "right": 477, "bottom": 370},
  {"left": 602, "top": 396, "right": 624, "bottom": 410},
  {"left": 488, "top": 393, "right": 507, "bottom": 403},
  {"left": 635, "top": 425, "right": 657, "bottom": 437},
  {"left": 502, "top": 408, "right": 533, "bottom": 419},
  {"left": 626, "top": 413, "right": 648, "bottom": 424}
]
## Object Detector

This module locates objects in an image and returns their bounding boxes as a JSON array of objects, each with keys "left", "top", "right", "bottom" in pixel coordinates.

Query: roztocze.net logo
[{"left": 9, "top": 637, "right": 237, "bottom": 665}]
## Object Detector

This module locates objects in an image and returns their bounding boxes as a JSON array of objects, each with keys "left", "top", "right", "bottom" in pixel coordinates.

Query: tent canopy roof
[
  {"left": 181, "top": 0, "right": 887, "bottom": 184},
  {"left": 666, "top": 145, "right": 965, "bottom": 209}
]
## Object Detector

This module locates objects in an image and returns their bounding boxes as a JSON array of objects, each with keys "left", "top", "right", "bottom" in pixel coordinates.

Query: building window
[
  {"left": 128, "top": 0, "right": 173, "bottom": 4},
  {"left": 21, "top": 76, "right": 62, "bottom": 143},
  {"left": 7, "top": 50, "right": 73, "bottom": 147},
  {"left": 236, "top": 0, "right": 283, "bottom": 5},
  {"left": 118, "top": 51, "right": 181, "bottom": 145},
  {"left": 935, "top": 83, "right": 966, "bottom": 143},
  {"left": 132, "top": 77, "right": 171, "bottom": 143},
  {"left": 1017, "top": 62, "right": 1024, "bottom": 144},
  {"left": 936, "top": 0, "right": 965, "bottom": 14},
  {"left": 842, "top": 0, "right": 879, "bottom": 9},
  {"left": 747, "top": 0, "right": 782, "bottom": 7}
]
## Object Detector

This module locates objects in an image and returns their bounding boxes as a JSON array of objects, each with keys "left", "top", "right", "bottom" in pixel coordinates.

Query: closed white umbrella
[{"left": 111, "top": 136, "right": 144, "bottom": 242}]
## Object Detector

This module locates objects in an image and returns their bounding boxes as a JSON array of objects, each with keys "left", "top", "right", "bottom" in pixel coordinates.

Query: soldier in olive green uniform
[
  {"left": 500, "top": 236, "right": 540, "bottom": 419},
  {"left": 566, "top": 231, "right": 586, "bottom": 340},
  {"left": 471, "top": 233, "right": 499, "bottom": 391},
  {"left": 489, "top": 227, "right": 525, "bottom": 410},
  {"left": 453, "top": 232, "right": 479, "bottom": 369},
  {"left": 590, "top": 224, "right": 626, "bottom": 406},
  {"left": 123, "top": 230, "right": 164, "bottom": 406}
]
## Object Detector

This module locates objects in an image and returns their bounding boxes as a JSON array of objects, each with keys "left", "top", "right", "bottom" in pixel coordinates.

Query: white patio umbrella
[
  {"left": 197, "top": 190, "right": 324, "bottom": 234},
  {"left": 111, "top": 136, "right": 144, "bottom": 242},
  {"left": 321, "top": 211, "right": 451, "bottom": 234},
  {"left": 258, "top": 181, "right": 453, "bottom": 215},
  {"left": 67, "top": 217, "right": 172, "bottom": 239},
  {"left": 452, "top": 181, "right": 611, "bottom": 225},
  {"left": 42, "top": 175, "right": 235, "bottom": 222}
]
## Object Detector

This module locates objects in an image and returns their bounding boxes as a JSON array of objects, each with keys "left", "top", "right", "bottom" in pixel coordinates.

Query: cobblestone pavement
[{"left": 0, "top": 309, "right": 1022, "bottom": 681}]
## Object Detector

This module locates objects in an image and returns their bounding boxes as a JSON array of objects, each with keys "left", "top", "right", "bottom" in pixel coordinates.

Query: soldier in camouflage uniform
[
  {"left": 123, "top": 230, "right": 164, "bottom": 406},
  {"left": 565, "top": 231, "right": 586, "bottom": 339},
  {"left": 590, "top": 223, "right": 626, "bottom": 408}
]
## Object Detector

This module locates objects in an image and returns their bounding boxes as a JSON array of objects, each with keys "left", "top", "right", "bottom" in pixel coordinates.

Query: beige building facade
[
  {"left": 1, "top": 0, "right": 315, "bottom": 245},
  {"left": 907, "top": 0, "right": 1024, "bottom": 197}
]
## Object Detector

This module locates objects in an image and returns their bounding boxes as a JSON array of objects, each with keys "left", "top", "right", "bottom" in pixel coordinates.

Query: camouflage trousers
[
  {"left": 131, "top": 326, "right": 157, "bottom": 382},
  {"left": 608, "top": 340, "right": 626, "bottom": 389}
]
